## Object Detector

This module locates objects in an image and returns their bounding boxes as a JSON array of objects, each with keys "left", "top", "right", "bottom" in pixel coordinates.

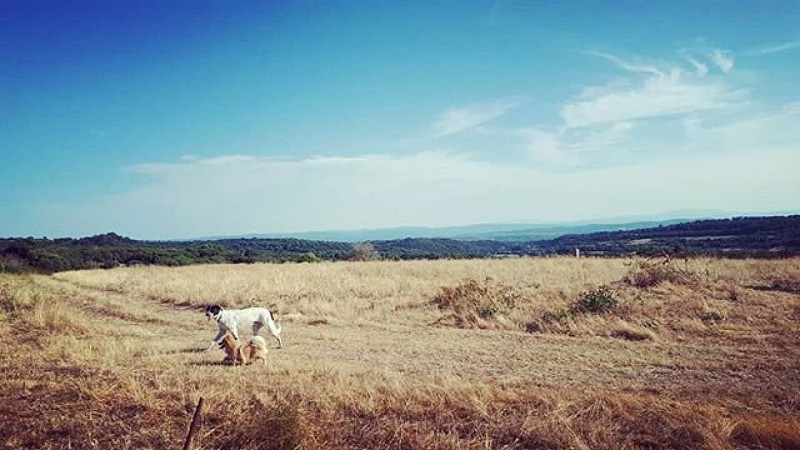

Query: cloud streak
[
  {"left": 432, "top": 101, "right": 515, "bottom": 137},
  {"left": 747, "top": 40, "right": 800, "bottom": 55},
  {"left": 586, "top": 51, "right": 665, "bottom": 77}
]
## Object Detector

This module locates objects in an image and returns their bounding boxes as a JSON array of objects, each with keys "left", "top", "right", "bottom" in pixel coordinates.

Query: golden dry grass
[{"left": 1, "top": 256, "right": 799, "bottom": 449}]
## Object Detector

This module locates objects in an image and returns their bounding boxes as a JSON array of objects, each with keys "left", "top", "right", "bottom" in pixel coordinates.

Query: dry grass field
[{"left": 1, "top": 256, "right": 799, "bottom": 449}]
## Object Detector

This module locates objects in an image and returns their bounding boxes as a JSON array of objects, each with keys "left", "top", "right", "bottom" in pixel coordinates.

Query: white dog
[{"left": 204, "top": 304, "right": 283, "bottom": 350}]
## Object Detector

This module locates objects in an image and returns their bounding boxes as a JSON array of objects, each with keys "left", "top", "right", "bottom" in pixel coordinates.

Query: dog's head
[
  {"left": 204, "top": 304, "right": 223, "bottom": 321},
  {"left": 218, "top": 330, "right": 241, "bottom": 363}
]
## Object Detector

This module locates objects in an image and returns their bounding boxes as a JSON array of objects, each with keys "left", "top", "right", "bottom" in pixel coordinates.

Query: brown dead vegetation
[{"left": 1, "top": 256, "right": 799, "bottom": 449}]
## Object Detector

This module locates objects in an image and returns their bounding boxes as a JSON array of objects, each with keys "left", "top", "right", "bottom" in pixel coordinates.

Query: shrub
[
  {"left": 297, "top": 252, "right": 321, "bottom": 263},
  {"left": 536, "top": 285, "right": 619, "bottom": 330},
  {"left": 570, "top": 285, "right": 618, "bottom": 314},
  {"left": 0, "top": 254, "right": 31, "bottom": 274},
  {"left": 432, "top": 277, "right": 523, "bottom": 326},
  {"left": 623, "top": 260, "right": 699, "bottom": 288}
]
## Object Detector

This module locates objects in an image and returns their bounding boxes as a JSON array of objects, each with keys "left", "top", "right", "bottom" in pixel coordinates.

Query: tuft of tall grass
[{"left": 431, "top": 277, "right": 525, "bottom": 327}]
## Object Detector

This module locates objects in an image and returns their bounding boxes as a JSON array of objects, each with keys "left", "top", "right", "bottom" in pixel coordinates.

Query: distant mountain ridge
[
  {"left": 193, "top": 218, "right": 697, "bottom": 243},
  {"left": 190, "top": 209, "right": 797, "bottom": 243}
]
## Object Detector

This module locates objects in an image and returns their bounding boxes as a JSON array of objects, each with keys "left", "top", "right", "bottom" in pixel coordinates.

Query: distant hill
[
  {"left": 195, "top": 218, "right": 696, "bottom": 242},
  {"left": 1, "top": 215, "right": 798, "bottom": 273},
  {"left": 532, "top": 215, "right": 800, "bottom": 257},
  {"left": 192, "top": 209, "right": 798, "bottom": 242}
]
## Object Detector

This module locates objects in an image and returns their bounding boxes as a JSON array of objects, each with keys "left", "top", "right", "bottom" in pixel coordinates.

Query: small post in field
[{"left": 182, "top": 397, "right": 204, "bottom": 450}]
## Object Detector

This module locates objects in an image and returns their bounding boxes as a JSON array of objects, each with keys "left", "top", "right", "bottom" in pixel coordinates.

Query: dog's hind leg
[{"left": 254, "top": 321, "right": 283, "bottom": 349}]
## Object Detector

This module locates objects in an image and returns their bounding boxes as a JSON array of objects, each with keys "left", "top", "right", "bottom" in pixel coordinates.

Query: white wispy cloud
[
  {"left": 432, "top": 101, "right": 515, "bottom": 137},
  {"left": 560, "top": 71, "right": 736, "bottom": 128},
  {"left": 746, "top": 40, "right": 800, "bottom": 55},
  {"left": 686, "top": 57, "right": 709, "bottom": 77},
  {"left": 709, "top": 48, "right": 735, "bottom": 73},
  {"left": 586, "top": 51, "right": 665, "bottom": 77},
  {"left": 559, "top": 50, "right": 743, "bottom": 129}
]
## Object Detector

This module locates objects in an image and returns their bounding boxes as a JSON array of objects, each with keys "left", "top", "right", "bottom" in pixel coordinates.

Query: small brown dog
[{"left": 218, "top": 330, "right": 268, "bottom": 366}]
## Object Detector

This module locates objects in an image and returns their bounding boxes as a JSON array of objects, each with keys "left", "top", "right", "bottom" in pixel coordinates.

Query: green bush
[
  {"left": 536, "top": 285, "right": 618, "bottom": 331},
  {"left": 297, "top": 252, "right": 321, "bottom": 263},
  {"left": 570, "top": 285, "right": 618, "bottom": 314}
]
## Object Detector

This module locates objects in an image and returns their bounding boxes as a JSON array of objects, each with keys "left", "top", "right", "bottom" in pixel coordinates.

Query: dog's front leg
[{"left": 206, "top": 328, "right": 226, "bottom": 351}]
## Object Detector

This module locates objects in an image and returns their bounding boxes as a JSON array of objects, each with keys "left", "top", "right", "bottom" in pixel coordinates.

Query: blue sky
[{"left": 2, "top": 1, "right": 799, "bottom": 239}]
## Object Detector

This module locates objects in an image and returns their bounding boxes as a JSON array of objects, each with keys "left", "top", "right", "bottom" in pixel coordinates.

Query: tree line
[{"left": 2, "top": 215, "right": 798, "bottom": 273}]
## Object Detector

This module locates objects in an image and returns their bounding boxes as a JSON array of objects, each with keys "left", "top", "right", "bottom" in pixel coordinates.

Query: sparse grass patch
[
  {"left": 205, "top": 396, "right": 309, "bottom": 450},
  {"left": 608, "top": 323, "right": 657, "bottom": 341},
  {"left": 0, "top": 274, "right": 89, "bottom": 337}
]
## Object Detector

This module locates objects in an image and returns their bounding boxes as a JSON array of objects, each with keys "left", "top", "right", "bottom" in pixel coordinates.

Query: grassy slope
[{"left": 1, "top": 257, "right": 799, "bottom": 449}]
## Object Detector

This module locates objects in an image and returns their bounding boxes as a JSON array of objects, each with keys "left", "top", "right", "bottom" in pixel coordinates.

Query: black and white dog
[{"left": 204, "top": 304, "right": 283, "bottom": 350}]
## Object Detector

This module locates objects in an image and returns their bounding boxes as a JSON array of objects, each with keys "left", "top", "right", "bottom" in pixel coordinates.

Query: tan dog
[{"left": 218, "top": 330, "right": 268, "bottom": 366}]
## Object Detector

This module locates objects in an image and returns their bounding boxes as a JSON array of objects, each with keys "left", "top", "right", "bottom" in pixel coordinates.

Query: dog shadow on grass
[
  {"left": 187, "top": 360, "right": 232, "bottom": 367},
  {"left": 163, "top": 347, "right": 208, "bottom": 355}
]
